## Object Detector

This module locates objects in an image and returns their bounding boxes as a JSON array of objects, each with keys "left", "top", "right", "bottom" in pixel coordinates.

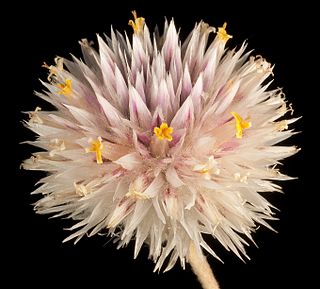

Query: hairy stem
[{"left": 188, "top": 242, "right": 220, "bottom": 289}]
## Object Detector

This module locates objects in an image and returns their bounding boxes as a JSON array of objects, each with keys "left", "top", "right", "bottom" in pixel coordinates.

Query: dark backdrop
[{"left": 6, "top": 1, "right": 312, "bottom": 288}]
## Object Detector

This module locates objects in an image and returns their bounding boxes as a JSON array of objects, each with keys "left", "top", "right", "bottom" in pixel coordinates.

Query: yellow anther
[
  {"left": 226, "top": 79, "right": 234, "bottom": 89},
  {"left": 153, "top": 122, "right": 174, "bottom": 141},
  {"left": 200, "top": 168, "right": 210, "bottom": 174},
  {"left": 276, "top": 120, "right": 288, "bottom": 131},
  {"left": 217, "top": 22, "right": 233, "bottom": 42},
  {"left": 128, "top": 10, "right": 145, "bottom": 34},
  {"left": 85, "top": 137, "right": 104, "bottom": 164},
  {"left": 231, "top": 112, "right": 251, "bottom": 138},
  {"left": 58, "top": 79, "right": 73, "bottom": 97}
]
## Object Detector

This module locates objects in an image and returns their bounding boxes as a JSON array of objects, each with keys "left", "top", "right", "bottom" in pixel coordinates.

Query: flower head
[{"left": 22, "top": 12, "right": 299, "bottom": 272}]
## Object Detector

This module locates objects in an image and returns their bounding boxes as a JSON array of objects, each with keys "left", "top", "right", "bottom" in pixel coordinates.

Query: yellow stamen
[
  {"left": 200, "top": 169, "right": 209, "bottom": 174},
  {"left": 153, "top": 122, "right": 174, "bottom": 141},
  {"left": 231, "top": 112, "right": 251, "bottom": 138},
  {"left": 217, "top": 22, "right": 233, "bottom": 42},
  {"left": 85, "top": 137, "right": 104, "bottom": 164},
  {"left": 128, "top": 10, "right": 145, "bottom": 34},
  {"left": 58, "top": 79, "right": 73, "bottom": 97},
  {"left": 276, "top": 120, "right": 288, "bottom": 131}
]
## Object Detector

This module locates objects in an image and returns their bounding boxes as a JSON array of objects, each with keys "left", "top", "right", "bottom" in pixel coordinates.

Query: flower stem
[{"left": 188, "top": 242, "right": 220, "bottom": 289}]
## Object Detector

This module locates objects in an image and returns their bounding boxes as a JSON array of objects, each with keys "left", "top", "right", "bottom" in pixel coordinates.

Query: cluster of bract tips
[{"left": 23, "top": 11, "right": 299, "bottom": 271}]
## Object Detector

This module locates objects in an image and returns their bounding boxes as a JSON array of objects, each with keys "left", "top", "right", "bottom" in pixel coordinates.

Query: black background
[{"left": 6, "top": 1, "right": 313, "bottom": 288}]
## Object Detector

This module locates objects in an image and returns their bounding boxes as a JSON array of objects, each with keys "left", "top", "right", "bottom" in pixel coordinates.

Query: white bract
[{"left": 23, "top": 12, "right": 299, "bottom": 271}]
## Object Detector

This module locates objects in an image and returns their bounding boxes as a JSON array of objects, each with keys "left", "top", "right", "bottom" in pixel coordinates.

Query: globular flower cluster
[{"left": 23, "top": 11, "right": 298, "bottom": 271}]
